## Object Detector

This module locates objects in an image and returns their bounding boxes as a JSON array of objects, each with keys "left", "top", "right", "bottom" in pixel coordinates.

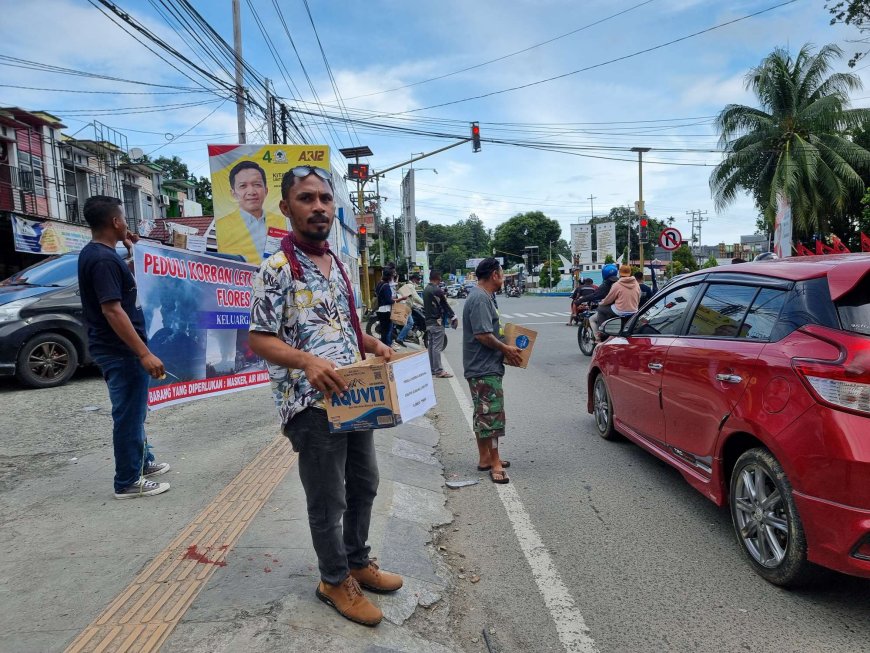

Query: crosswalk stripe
[
  {"left": 526, "top": 313, "right": 545, "bottom": 317},
  {"left": 511, "top": 312, "right": 528, "bottom": 318},
  {"left": 500, "top": 313, "right": 514, "bottom": 319}
]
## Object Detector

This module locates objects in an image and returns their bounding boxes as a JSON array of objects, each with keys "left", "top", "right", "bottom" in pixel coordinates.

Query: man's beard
[{"left": 297, "top": 219, "right": 331, "bottom": 241}]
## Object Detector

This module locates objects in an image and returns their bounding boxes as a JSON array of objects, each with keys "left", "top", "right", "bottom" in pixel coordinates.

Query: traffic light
[
  {"left": 348, "top": 163, "right": 369, "bottom": 180},
  {"left": 471, "top": 122, "right": 481, "bottom": 152},
  {"left": 358, "top": 225, "right": 367, "bottom": 251},
  {"left": 639, "top": 218, "right": 648, "bottom": 241}
]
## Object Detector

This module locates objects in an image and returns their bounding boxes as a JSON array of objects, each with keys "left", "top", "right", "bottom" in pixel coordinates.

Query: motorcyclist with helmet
[{"left": 585, "top": 263, "right": 619, "bottom": 338}]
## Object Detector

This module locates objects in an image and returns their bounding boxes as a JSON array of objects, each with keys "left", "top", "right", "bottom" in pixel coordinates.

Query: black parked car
[{"left": 0, "top": 252, "right": 100, "bottom": 388}]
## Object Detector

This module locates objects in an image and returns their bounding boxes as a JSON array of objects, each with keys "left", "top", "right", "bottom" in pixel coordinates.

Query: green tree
[
  {"left": 539, "top": 259, "right": 561, "bottom": 289},
  {"left": 710, "top": 43, "right": 870, "bottom": 235},
  {"left": 672, "top": 245, "right": 699, "bottom": 272},
  {"left": 196, "top": 176, "right": 213, "bottom": 215},
  {"left": 604, "top": 254, "right": 615, "bottom": 264},
  {"left": 664, "top": 260, "right": 685, "bottom": 279},
  {"left": 492, "top": 211, "right": 561, "bottom": 265},
  {"left": 701, "top": 254, "right": 719, "bottom": 268},
  {"left": 826, "top": 1, "right": 870, "bottom": 66},
  {"left": 153, "top": 155, "right": 190, "bottom": 180}
]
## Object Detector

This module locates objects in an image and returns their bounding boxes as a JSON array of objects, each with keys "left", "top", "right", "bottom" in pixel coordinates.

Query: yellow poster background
[{"left": 208, "top": 144, "right": 330, "bottom": 263}]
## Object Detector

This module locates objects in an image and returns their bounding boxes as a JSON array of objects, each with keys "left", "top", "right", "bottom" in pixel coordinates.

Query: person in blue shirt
[{"left": 77, "top": 196, "right": 171, "bottom": 500}]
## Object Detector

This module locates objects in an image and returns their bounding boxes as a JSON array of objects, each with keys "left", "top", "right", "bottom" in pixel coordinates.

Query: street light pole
[{"left": 631, "top": 147, "right": 651, "bottom": 272}]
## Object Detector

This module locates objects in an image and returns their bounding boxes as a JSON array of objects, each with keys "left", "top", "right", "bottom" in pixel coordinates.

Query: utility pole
[
  {"left": 375, "top": 175, "right": 384, "bottom": 267},
  {"left": 280, "top": 104, "right": 288, "bottom": 144},
  {"left": 686, "top": 209, "right": 708, "bottom": 256},
  {"left": 588, "top": 194, "right": 597, "bottom": 221},
  {"left": 631, "top": 147, "right": 650, "bottom": 271},
  {"left": 264, "top": 79, "right": 275, "bottom": 143},
  {"left": 232, "top": 0, "right": 246, "bottom": 144}
]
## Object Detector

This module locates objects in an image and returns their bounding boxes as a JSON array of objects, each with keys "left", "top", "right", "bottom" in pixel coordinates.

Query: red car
[{"left": 587, "top": 254, "right": 870, "bottom": 586}]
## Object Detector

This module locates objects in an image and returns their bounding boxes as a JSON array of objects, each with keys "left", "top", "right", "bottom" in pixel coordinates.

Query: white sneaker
[
  {"left": 114, "top": 477, "right": 170, "bottom": 499},
  {"left": 391, "top": 342, "right": 402, "bottom": 351},
  {"left": 143, "top": 462, "right": 171, "bottom": 477}
]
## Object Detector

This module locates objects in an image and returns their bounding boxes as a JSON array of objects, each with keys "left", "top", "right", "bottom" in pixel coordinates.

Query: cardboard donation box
[
  {"left": 390, "top": 301, "right": 411, "bottom": 326},
  {"left": 503, "top": 323, "right": 537, "bottom": 369},
  {"left": 325, "top": 350, "right": 436, "bottom": 432}
]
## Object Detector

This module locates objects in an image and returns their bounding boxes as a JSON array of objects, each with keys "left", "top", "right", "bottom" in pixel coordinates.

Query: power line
[
  {"left": 358, "top": 0, "right": 800, "bottom": 118},
  {"left": 0, "top": 55, "right": 208, "bottom": 91},
  {"left": 269, "top": 0, "right": 346, "bottom": 155},
  {"left": 343, "top": 0, "right": 658, "bottom": 101},
  {"left": 145, "top": 99, "right": 228, "bottom": 156},
  {"left": 302, "top": 0, "right": 360, "bottom": 146}
]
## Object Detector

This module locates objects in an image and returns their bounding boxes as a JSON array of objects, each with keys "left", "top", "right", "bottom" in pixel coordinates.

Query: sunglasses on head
[{"left": 289, "top": 165, "right": 332, "bottom": 181}]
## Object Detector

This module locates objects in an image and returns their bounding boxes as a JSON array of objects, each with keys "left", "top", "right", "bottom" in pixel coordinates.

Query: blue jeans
[
  {"left": 92, "top": 354, "right": 154, "bottom": 492},
  {"left": 396, "top": 312, "right": 414, "bottom": 342},
  {"left": 284, "top": 408, "right": 379, "bottom": 585}
]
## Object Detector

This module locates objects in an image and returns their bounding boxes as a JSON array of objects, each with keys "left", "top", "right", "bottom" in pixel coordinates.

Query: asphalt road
[{"left": 436, "top": 294, "right": 870, "bottom": 653}]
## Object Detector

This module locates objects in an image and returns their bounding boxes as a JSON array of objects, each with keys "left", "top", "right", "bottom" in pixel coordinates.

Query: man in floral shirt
[{"left": 248, "top": 166, "right": 399, "bottom": 627}]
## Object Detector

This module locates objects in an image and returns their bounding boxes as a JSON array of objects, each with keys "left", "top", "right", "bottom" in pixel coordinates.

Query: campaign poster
[
  {"left": 208, "top": 143, "right": 330, "bottom": 265},
  {"left": 596, "top": 221, "right": 617, "bottom": 262},
  {"left": 12, "top": 216, "right": 91, "bottom": 255},
  {"left": 571, "top": 223, "right": 593, "bottom": 263},
  {"left": 133, "top": 241, "right": 269, "bottom": 410}
]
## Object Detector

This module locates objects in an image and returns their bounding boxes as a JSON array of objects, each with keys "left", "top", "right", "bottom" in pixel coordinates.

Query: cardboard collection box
[
  {"left": 503, "top": 323, "right": 537, "bottom": 369},
  {"left": 325, "top": 349, "right": 436, "bottom": 432},
  {"left": 390, "top": 301, "right": 411, "bottom": 326}
]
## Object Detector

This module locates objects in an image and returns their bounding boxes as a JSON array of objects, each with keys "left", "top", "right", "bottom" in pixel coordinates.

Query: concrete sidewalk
[{"left": 0, "top": 376, "right": 461, "bottom": 653}]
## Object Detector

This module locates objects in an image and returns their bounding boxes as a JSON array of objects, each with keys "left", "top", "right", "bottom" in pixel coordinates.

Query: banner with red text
[{"left": 133, "top": 242, "right": 269, "bottom": 410}]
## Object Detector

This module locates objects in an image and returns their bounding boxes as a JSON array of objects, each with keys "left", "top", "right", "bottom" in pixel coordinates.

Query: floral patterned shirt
[{"left": 249, "top": 246, "right": 361, "bottom": 426}]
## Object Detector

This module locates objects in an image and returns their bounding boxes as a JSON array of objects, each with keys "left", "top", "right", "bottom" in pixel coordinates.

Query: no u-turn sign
[{"left": 659, "top": 227, "right": 682, "bottom": 251}]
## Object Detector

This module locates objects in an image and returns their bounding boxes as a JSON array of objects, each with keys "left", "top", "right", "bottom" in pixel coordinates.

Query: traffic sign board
[{"left": 659, "top": 227, "right": 682, "bottom": 251}]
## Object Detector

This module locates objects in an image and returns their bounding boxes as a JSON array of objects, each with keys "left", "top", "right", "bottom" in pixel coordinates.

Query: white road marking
[
  {"left": 525, "top": 312, "right": 546, "bottom": 317},
  {"left": 442, "top": 360, "right": 598, "bottom": 653},
  {"left": 511, "top": 312, "right": 528, "bottom": 318},
  {"left": 516, "top": 321, "right": 567, "bottom": 325},
  {"left": 500, "top": 313, "right": 514, "bottom": 319}
]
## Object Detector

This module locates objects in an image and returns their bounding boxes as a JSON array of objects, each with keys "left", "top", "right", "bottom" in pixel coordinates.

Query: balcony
[{"left": 0, "top": 164, "right": 49, "bottom": 217}]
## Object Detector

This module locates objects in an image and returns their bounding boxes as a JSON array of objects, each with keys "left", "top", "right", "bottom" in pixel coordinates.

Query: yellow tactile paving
[{"left": 65, "top": 435, "right": 297, "bottom": 653}]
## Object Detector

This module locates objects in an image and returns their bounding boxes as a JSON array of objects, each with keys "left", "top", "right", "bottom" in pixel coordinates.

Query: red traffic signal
[
  {"left": 357, "top": 224, "right": 368, "bottom": 251},
  {"left": 359, "top": 225, "right": 367, "bottom": 235},
  {"left": 640, "top": 218, "right": 648, "bottom": 227},
  {"left": 348, "top": 163, "right": 369, "bottom": 180},
  {"left": 639, "top": 218, "right": 649, "bottom": 241},
  {"left": 471, "top": 122, "right": 481, "bottom": 152}
]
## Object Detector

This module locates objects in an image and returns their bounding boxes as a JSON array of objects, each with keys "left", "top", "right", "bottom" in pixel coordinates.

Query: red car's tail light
[{"left": 793, "top": 325, "right": 870, "bottom": 417}]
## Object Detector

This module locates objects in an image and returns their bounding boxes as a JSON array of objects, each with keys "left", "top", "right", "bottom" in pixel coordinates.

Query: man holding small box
[
  {"left": 248, "top": 166, "right": 400, "bottom": 627},
  {"left": 462, "top": 258, "right": 523, "bottom": 484}
]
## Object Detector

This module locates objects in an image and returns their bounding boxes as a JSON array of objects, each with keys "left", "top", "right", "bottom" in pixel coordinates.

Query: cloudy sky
[{"left": 2, "top": 0, "right": 866, "bottom": 246}]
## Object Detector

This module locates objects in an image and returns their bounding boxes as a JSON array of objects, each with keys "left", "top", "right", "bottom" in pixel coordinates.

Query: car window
[
  {"left": 688, "top": 284, "right": 756, "bottom": 337},
  {"left": 1, "top": 255, "right": 79, "bottom": 287},
  {"left": 836, "top": 272, "right": 870, "bottom": 335},
  {"left": 743, "top": 288, "right": 786, "bottom": 340},
  {"left": 632, "top": 284, "right": 699, "bottom": 336}
]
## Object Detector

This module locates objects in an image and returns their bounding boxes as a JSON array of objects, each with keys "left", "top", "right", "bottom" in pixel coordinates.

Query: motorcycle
[
  {"left": 506, "top": 286, "right": 521, "bottom": 298},
  {"left": 577, "top": 302, "right": 635, "bottom": 356},
  {"left": 365, "top": 306, "right": 447, "bottom": 350}
]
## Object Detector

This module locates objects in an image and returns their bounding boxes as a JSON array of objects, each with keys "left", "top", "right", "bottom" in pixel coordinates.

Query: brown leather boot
[
  {"left": 350, "top": 561, "right": 404, "bottom": 592},
  {"left": 316, "top": 576, "right": 383, "bottom": 626}
]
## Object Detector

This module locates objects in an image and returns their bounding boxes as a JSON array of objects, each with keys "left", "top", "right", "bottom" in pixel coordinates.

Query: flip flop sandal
[
  {"left": 489, "top": 469, "right": 510, "bottom": 484},
  {"left": 477, "top": 461, "right": 511, "bottom": 471}
]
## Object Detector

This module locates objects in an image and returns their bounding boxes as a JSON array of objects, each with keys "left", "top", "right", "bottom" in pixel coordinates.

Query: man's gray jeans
[
  {"left": 283, "top": 408, "right": 379, "bottom": 585},
  {"left": 427, "top": 324, "right": 445, "bottom": 374}
]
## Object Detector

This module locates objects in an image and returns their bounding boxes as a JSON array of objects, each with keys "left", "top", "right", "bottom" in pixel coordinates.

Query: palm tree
[{"left": 710, "top": 43, "right": 870, "bottom": 233}]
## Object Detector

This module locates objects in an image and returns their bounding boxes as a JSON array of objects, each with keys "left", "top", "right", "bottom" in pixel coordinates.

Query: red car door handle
[
  {"left": 716, "top": 373, "right": 743, "bottom": 384},
  {"left": 648, "top": 362, "right": 663, "bottom": 370}
]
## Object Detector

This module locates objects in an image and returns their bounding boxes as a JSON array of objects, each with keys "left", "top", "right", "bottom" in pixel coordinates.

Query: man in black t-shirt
[{"left": 78, "top": 196, "right": 171, "bottom": 500}]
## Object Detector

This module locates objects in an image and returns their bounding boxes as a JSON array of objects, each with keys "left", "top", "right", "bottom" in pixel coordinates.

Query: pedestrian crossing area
[{"left": 500, "top": 311, "right": 570, "bottom": 319}]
